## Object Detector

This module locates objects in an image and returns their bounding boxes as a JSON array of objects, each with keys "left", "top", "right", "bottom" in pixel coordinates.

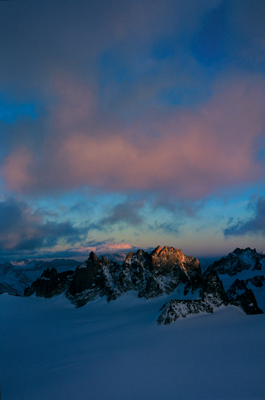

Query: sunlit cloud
[
  {"left": 1, "top": 148, "right": 36, "bottom": 192},
  {"left": 2, "top": 75, "right": 264, "bottom": 201},
  {"left": 67, "top": 242, "right": 139, "bottom": 255}
]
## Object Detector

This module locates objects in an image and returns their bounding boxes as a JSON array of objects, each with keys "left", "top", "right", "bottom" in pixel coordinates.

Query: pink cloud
[
  {"left": 0, "top": 147, "right": 36, "bottom": 192},
  {"left": 1, "top": 74, "right": 265, "bottom": 200},
  {"left": 69, "top": 242, "right": 138, "bottom": 255}
]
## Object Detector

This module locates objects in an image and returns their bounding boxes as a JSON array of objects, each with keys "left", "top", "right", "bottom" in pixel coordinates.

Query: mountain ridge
[
  {"left": 21, "top": 246, "right": 264, "bottom": 324},
  {"left": 1, "top": 246, "right": 264, "bottom": 324}
]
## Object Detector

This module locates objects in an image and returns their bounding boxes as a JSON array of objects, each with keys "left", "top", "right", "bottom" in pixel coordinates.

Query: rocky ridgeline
[
  {"left": 66, "top": 246, "right": 205, "bottom": 307},
  {"left": 205, "top": 247, "right": 265, "bottom": 276},
  {"left": 23, "top": 246, "right": 264, "bottom": 324},
  {"left": 24, "top": 246, "right": 204, "bottom": 307}
]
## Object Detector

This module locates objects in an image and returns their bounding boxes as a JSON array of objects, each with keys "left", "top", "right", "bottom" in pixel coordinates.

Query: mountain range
[{"left": 2, "top": 246, "right": 264, "bottom": 325}]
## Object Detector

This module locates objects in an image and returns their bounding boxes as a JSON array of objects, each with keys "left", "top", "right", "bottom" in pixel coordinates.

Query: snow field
[{"left": 1, "top": 292, "right": 265, "bottom": 400}]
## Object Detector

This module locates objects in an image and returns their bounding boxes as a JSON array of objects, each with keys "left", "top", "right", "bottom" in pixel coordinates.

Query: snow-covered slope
[
  {"left": 1, "top": 293, "right": 265, "bottom": 400},
  {"left": 205, "top": 248, "right": 265, "bottom": 311}
]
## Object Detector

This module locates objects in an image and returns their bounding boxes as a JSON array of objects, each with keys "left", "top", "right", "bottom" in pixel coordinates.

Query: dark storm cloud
[
  {"left": 224, "top": 197, "right": 265, "bottom": 237},
  {"left": 0, "top": 198, "right": 87, "bottom": 252}
]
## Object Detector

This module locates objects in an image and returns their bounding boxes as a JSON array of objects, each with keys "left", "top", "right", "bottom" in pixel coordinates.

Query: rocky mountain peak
[
  {"left": 101, "top": 256, "right": 109, "bottom": 264},
  {"left": 151, "top": 246, "right": 162, "bottom": 256},
  {"left": 88, "top": 251, "right": 99, "bottom": 264},
  {"left": 205, "top": 247, "right": 265, "bottom": 277},
  {"left": 150, "top": 246, "right": 185, "bottom": 270},
  {"left": 124, "top": 249, "right": 149, "bottom": 265},
  {"left": 232, "top": 247, "right": 256, "bottom": 256}
]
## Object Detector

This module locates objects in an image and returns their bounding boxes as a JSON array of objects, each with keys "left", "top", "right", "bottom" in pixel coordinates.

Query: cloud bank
[
  {"left": 0, "top": 198, "right": 87, "bottom": 254},
  {"left": 1, "top": 75, "right": 265, "bottom": 201},
  {"left": 1, "top": 0, "right": 265, "bottom": 258}
]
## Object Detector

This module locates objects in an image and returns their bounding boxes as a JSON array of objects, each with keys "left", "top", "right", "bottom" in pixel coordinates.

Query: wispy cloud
[
  {"left": 224, "top": 196, "right": 265, "bottom": 237},
  {"left": 148, "top": 221, "right": 180, "bottom": 236},
  {"left": 100, "top": 200, "right": 145, "bottom": 227},
  {"left": 63, "top": 240, "right": 141, "bottom": 256}
]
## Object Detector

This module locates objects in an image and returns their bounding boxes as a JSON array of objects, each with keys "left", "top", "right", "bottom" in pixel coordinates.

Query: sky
[{"left": 0, "top": 0, "right": 265, "bottom": 261}]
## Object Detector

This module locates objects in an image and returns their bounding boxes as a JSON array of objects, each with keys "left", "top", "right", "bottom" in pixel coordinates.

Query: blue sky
[{"left": 0, "top": 0, "right": 265, "bottom": 260}]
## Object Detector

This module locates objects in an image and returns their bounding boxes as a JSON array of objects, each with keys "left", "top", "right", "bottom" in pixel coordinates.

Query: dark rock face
[
  {"left": 67, "top": 252, "right": 100, "bottom": 295},
  {"left": 202, "top": 271, "right": 229, "bottom": 306},
  {"left": 226, "top": 278, "right": 247, "bottom": 299},
  {"left": 226, "top": 278, "right": 264, "bottom": 315},
  {"left": 227, "top": 276, "right": 265, "bottom": 299},
  {"left": 24, "top": 267, "right": 75, "bottom": 298},
  {"left": 231, "top": 288, "right": 263, "bottom": 315}
]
